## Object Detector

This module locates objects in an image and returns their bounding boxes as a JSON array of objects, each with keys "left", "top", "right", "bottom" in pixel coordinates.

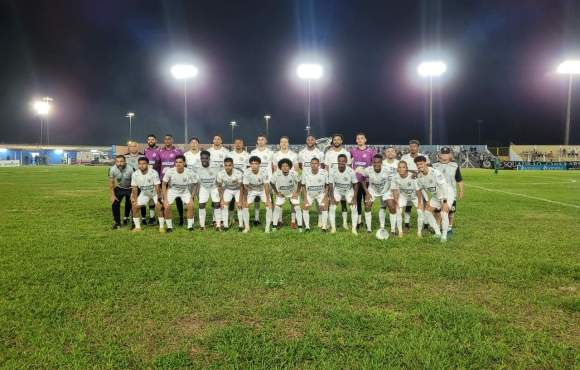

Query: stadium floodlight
[
  {"left": 171, "top": 64, "right": 199, "bottom": 143},
  {"left": 229, "top": 121, "right": 238, "bottom": 144},
  {"left": 125, "top": 112, "right": 135, "bottom": 140},
  {"left": 263, "top": 115, "right": 271, "bottom": 141},
  {"left": 33, "top": 96, "right": 53, "bottom": 146},
  {"left": 557, "top": 60, "right": 580, "bottom": 145},
  {"left": 296, "top": 63, "right": 323, "bottom": 136},
  {"left": 417, "top": 61, "right": 446, "bottom": 145},
  {"left": 54, "top": 149, "right": 63, "bottom": 155}
]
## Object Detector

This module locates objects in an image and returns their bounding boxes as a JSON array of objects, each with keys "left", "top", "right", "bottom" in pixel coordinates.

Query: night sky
[{"left": 1, "top": 0, "right": 579, "bottom": 146}]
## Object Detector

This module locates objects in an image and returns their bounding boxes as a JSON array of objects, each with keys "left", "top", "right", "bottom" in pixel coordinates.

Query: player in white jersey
[
  {"left": 432, "top": 147, "right": 464, "bottom": 235},
  {"left": 360, "top": 154, "right": 393, "bottom": 236},
  {"left": 162, "top": 155, "right": 198, "bottom": 232},
  {"left": 298, "top": 135, "right": 325, "bottom": 173},
  {"left": 270, "top": 158, "right": 302, "bottom": 231},
  {"left": 184, "top": 137, "right": 202, "bottom": 172},
  {"left": 230, "top": 138, "right": 250, "bottom": 172},
  {"left": 242, "top": 156, "right": 273, "bottom": 233},
  {"left": 300, "top": 157, "right": 329, "bottom": 231},
  {"left": 414, "top": 156, "right": 451, "bottom": 242},
  {"left": 217, "top": 157, "right": 244, "bottom": 231},
  {"left": 250, "top": 134, "right": 274, "bottom": 225},
  {"left": 197, "top": 150, "right": 221, "bottom": 231},
  {"left": 130, "top": 157, "right": 163, "bottom": 232},
  {"left": 272, "top": 136, "right": 299, "bottom": 228},
  {"left": 207, "top": 135, "right": 231, "bottom": 170},
  {"left": 324, "top": 134, "right": 352, "bottom": 170},
  {"left": 327, "top": 153, "right": 359, "bottom": 235},
  {"left": 400, "top": 139, "right": 430, "bottom": 230},
  {"left": 382, "top": 146, "right": 399, "bottom": 179},
  {"left": 391, "top": 161, "right": 424, "bottom": 237}
]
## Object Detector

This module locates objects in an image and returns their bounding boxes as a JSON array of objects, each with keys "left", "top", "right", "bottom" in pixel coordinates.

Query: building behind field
[{"left": 0, "top": 144, "right": 114, "bottom": 166}]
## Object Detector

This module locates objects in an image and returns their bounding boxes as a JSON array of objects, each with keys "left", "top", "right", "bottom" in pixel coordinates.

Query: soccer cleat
[
  {"left": 199, "top": 227, "right": 205, "bottom": 232},
  {"left": 178, "top": 218, "right": 184, "bottom": 227},
  {"left": 343, "top": 224, "right": 349, "bottom": 231},
  {"left": 187, "top": 227, "right": 194, "bottom": 232},
  {"left": 141, "top": 218, "right": 147, "bottom": 225},
  {"left": 404, "top": 223, "right": 410, "bottom": 230},
  {"left": 265, "top": 226, "right": 271, "bottom": 233},
  {"left": 290, "top": 222, "right": 297, "bottom": 229},
  {"left": 148, "top": 218, "right": 157, "bottom": 226},
  {"left": 112, "top": 223, "right": 121, "bottom": 230},
  {"left": 239, "top": 226, "right": 245, "bottom": 232},
  {"left": 298, "top": 227, "right": 303, "bottom": 233},
  {"left": 253, "top": 220, "right": 261, "bottom": 226},
  {"left": 132, "top": 227, "right": 142, "bottom": 233},
  {"left": 398, "top": 231, "right": 404, "bottom": 238},
  {"left": 166, "top": 228, "right": 173, "bottom": 233},
  {"left": 304, "top": 227, "right": 311, "bottom": 233},
  {"left": 352, "top": 228, "right": 358, "bottom": 236},
  {"left": 242, "top": 227, "right": 250, "bottom": 233},
  {"left": 330, "top": 226, "right": 337, "bottom": 234},
  {"left": 123, "top": 218, "right": 129, "bottom": 225},
  {"left": 440, "top": 237, "right": 448, "bottom": 243},
  {"left": 159, "top": 228, "right": 166, "bottom": 234},
  {"left": 416, "top": 231, "right": 422, "bottom": 238},
  {"left": 447, "top": 228, "right": 454, "bottom": 236},
  {"left": 223, "top": 227, "right": 229, "bottom": 232},
  {"left": 432, "top": 233, "right": 441, "bottom": 240},
  {"left": 390, "top": 231, "right": 397, "bottom": 238},
  {"left": 271, "top": 226, "right": 277, "bottom": 232},
  {"left": 366, "top": 228, "right": 372, "bottom": 234}
]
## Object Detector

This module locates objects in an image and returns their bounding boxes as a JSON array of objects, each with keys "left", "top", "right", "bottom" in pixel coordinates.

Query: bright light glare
[
  {"left": 417, "top": 61, "right": 447, "bottom": 77},
  {"left": 229, "top": 121, "right": 237, "bottom": 127},
  {"left": 296, "top": 63, "right": 323, "bottom": 80},
  {"left": 126, "top": 112, "right": 135, "bottom": 118},
  {"left": 33, "top": 100, "right": 51, "bottom": 115},
  {"left": 170, "top": 64, "right": 199, "bottom": 80},
  {"left": 557, "top": 60, "right": 580, "bottom": 75},
  {"left": 54, "top": 149, "right": 63, "bottom": 154},
  {"left": 264, "top": 115, "right": 271, "bottom": 119},
  {"left": 0, "top": 148, "right": 7, "bottom": 153}
]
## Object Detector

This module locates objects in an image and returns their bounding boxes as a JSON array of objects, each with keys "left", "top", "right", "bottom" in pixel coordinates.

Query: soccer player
[
  {"left": 414, "top": 155, "right": 451, "bottom": 242},
  {"left": 124, "top": 140, "right": 147, "bottom": 224},
  {"left": 250, "top": 134, "right": 274, "bottom": 225},
  {"left": 130, "top": 157, "right": 163, "bottom": 232},
  {"left": 159, "top": 134, "right": 185, "bottom": 225},
  {"left": 144, "top": 134, "right": 161, "bottom": 224},
  {"left": 230, "top": 138, "right": 250, "bottom": 172},
  {"left": 360, "top": 154, "right": 393, "bottom": 235},
  {"left": 400, "top": 139, "right": 430, "bottom": 230},
  {"left": 324, "top": 133, "right": 351, "bottom": 170},
  {"left": 207, "top": 134, "right": 231, "bottom": 170},
  {"left": 327, "top": 154, "right": 359, "bottom": 235},
  {"left": 350, "top": 132, "right": 375, "bottom": 229},
  {"left": 432, "top": 147, "right": 464, "bottom": 235},
  {"left": 197, "top": 150, "right": 221, "bottom": 231},
  {"left": 162, "top": 155, "right": 198, "bottom": 232},
  {"left": 300, "top": 157, "right": 329, "bottom": 231},
  {"left": 382, "top": 145, "right": 399, "bottom": 179},
  {"left": 108, "top": 155, "right": 134, "bottom": 229},
  {"left": 184, "top": 137, "right": 202, "bottom": 172},
  {"left": 390, "top": 161, "right": 423, "bottom": 237},
  {"left": 217, "top": 157, "right": 244, "bottom": 231},
  {"left": 272, "top": 136, "right": 299, "bottom": 228},
  {"left": 270, "top": 158, "right": 302, "bottom": 231},
  {"left": 242, "top": 156, "right": 273, "bottom": 233},
  {"left": 298, "top": 135, "right": 325, "bottom": 172}
]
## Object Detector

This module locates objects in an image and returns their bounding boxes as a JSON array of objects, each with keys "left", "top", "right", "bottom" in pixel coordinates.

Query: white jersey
[
  {"left": 432, "top": 161, "right": 461, "bottom": 197},
  {"left": 416, "top": 167, "right": 449, "bottom": 200},
  {"left": 324, "top": 148, "right": 352, "bottom": 170},
  {"left": 163, "top": 167, "right": 197, "bottom": 194},
  {"left": 184, "top": 150, "right": 201, "bottom": 172},
  {"left": 391, "top": 173, "right": 419, "bottom": 199},
  {"left": 131, "top": 169, "right": 160, "bottom": 197},
  {"left": 364, "top": 166, "right": 392, "bottom": 194},
  {"left": 243, "top": 169, "right": 270, "bottom": 192},
  {"left": 250, "top": 147, "right": 274, "bottom": 176},
  {"left": 272, "top": 150, "right": 298, "bottom": 170},
  {"left": 207, "top": 147, "right": 231, "bottom": 169},
  {"left": 216, "top": 169, "right": 243, "bottom": 191},
  {"left": 298, "top": 147, "right": 325, "bottom": 171},
  {"left": 196, "top": 165, "right": 219, "bottom": 189},
  {"left": 270, "top": 170, "right": 300, "bottom": 196},
  {"left": 230, "top": 150, "right": 250, "bottom": 171},
  {"left": 400, "top": 152, "right": 429, "bottom": 172},
  {"left": 328, "top": 166, "right": 357, "bottom": 194},
  {"left": 301, "top": 169, "right": 328, "bottom": 197},
  {"left": 382, "top": 159, "right": 399, "bottom": 180}
]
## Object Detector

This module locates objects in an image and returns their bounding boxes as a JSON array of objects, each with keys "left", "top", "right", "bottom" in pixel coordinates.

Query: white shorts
[
  {"left": 398, "top": 194, "right": 419, "bottom": 208},
  {"left": 167, "top": 189, "right": 192, "bottom": 205},
  {"left": 199, "top": 187, "right": 220, "bottom": 204},
  {"left": 368, "top": 189, "right": 389, "bottom": 202},
  {"left": 222, "top": 188, "right": 241, "bottom": 203},
  {"left": 333, "top": 190, "right": 354, "bottom": 203},
  {"left": 274, "top": 194, "right": 300, "bottom": 207},
  {"left": 247, "top": 190, "right": 267, "bottom": 204},
  {"left": 429, "top": 196, "right": 455, "bottom": 211},
  {"left": 136, "top": 192, "right": 158, "bottom": 207},
  {"left": 306, "top": 193, "right": 326, "bottom": 207}
]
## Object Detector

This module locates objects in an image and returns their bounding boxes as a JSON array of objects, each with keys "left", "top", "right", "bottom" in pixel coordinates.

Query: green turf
[{"left": 0, "top": 167, "right": 578, "bottom": 369}]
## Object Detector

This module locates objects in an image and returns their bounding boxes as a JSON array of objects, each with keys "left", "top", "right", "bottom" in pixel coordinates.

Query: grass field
[{"left": 0, "top": 166, "right": 579, "bottom": 369}]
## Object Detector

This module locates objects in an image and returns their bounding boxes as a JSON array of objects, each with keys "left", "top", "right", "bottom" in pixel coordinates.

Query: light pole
[
  {"left": 557, "top": 60, "right": 580, "bottom": 145},
  {"left": 171, "top": 64, "right": 198, "bottom": 143},
  {"left": 297, "top": 63, "right": 323, "bottom": 136},
  {"left": 33, "top": 97, "right": 52, "bottom": 145},
  {"left": 263, "top": 115, "right": 271, "bottom": 141},
  {"left": 126, "top": 112, "right": 135, "bottom": 140},
  {"left": 417, "top": 61, "right": 446, "bottom": 145},
  {"left": 229, "top": 121, "right": 238, "bottom": 144}
]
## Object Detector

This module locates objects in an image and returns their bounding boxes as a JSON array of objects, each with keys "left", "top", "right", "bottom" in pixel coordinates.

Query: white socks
[
  {"left": 133, "top": 217, "right": 141, "bottom": 229},
  {"left": 379, "top": 208, "right": 386, "bottom": 230},
  {"left": 237, "top": 209, "right": 243, "bottom": 227},
  {"left": 404, "top": 211, "right": 411, "bottom": 224},
  {"left": 214, "top": 209, "right": 222, "bottom": 227},
  {"left": 158, "top": 217, "right": 165, "bottom": 230},
  {"left": 265, "top": 208, "right": 273, "bottom": 230},
  {"left": 302, "top": 209, "right": 310, "bottom": 228},
  {"left": 243, "top": 208, "right": 250, "bottom": 229},
  {"left": 273, "top": 206, "right": 282, "bottom": 225},
  {"left": 441, "top": 211, "right": 449, "bottom": 239},
  {"left": 294, "top": 206, "right": 303, "bottom": 227},
  {"left": 222, "top": 208, "right": 229, "bottom": 228},
  {"left": 320, "top": 211, "right": 328, "bottom": 229},
  {"left": 149, "top": 209, "right": 155, "bottom": 218},
  {"left": 424, "top": 211, "right": 441, "bottom": 235},
  {"left": 416, "top": 210, "right": 423, "bottom": 234},
  {"left": 342, "top": 211, "right": 348, "bottom": 229},
  {"left": 187, "top": 218, "right": 194, "bottom": 228},
  {"left": 389, "top": 212, "right": 397, "bottom": 233},
  {"left": 365, "top": 211, "right": 372, "bottom": 231},
  {"left": 254, "top": 202, "right": 260, "bottom": 221},
  {"left": 165, "top": 219, "right": 173, "bottom": 229},
  {"left": 329, "top": 205, "right": 337, "bottom": 230},
  {"left": 351, "top": 205, "right": 358, "bottom": 232},
  {"left": 199, "top": 208, "right": 206, "bottom": 228}
]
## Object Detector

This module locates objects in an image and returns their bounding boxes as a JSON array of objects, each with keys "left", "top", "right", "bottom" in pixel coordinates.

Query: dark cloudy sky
[{"left": 1, "top": 0, "right": 579, "bottom": 146}]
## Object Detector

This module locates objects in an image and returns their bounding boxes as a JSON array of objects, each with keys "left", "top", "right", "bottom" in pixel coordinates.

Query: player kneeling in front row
[
  {"left": 217, "top": 157, "right": 244, "bottom": 231},
  {"left": 361, "top": 154, "right": 396, "bottom": 237},
  {"left": 270, "top": 158, "right": 302, "bottom": 232},
  {"left": 162, "top": 155, "right": 198, "bottom": 232},
  {"left": 242, "top": 156, "right": 273, "bottom": 233},
  {"left": 300, "top": 157, "right": 329, "bottom": 232},
  {"left": 130, "top": 157, "right": 163, "bottom": 232},
  {"left": 414, "top": 155, "right": 451, "bottom": 242},
  {"left": 327, "top": 154, "right": 359, "bottom": 235},
  {"left": 197, "top": 150, "right": 222, "bottom": 231},
  {"left": 391, "top": 161, "right": 423, "bottom": 237}
]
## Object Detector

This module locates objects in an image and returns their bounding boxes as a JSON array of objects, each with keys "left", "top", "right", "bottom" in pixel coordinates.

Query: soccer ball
[{"left": 375, "top": 229, "right": 389, "bottom": 241}]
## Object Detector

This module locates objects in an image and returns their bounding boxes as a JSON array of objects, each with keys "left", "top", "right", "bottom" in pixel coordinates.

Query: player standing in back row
[{"left": 400, "top": 139, "right": 429, "bottom": 230}]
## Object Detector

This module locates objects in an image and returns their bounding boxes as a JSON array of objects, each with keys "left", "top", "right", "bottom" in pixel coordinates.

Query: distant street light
[
  {"left": 33, "top": 96, "right": 53, "bottom": 145},
  {"left": 297, "top": 63, "right": 323, "bottom": 136},
  {"left": 126, "top": 112, "right": 135, "bottom": 140},
  {"left": 229, "top": 121, "right": 238, "bottom": 144},
  {"left": 417, "top": 61, "right": 447, "bottom": 145},
  {"left": 557, "top": 60, "right": 580, "bottom": 145},
  {"left": 171, "top": 64, "right": 199, "bottom": 143},
  {"left": 263, "top": 115, "right": 271, "bottom": 141}
]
